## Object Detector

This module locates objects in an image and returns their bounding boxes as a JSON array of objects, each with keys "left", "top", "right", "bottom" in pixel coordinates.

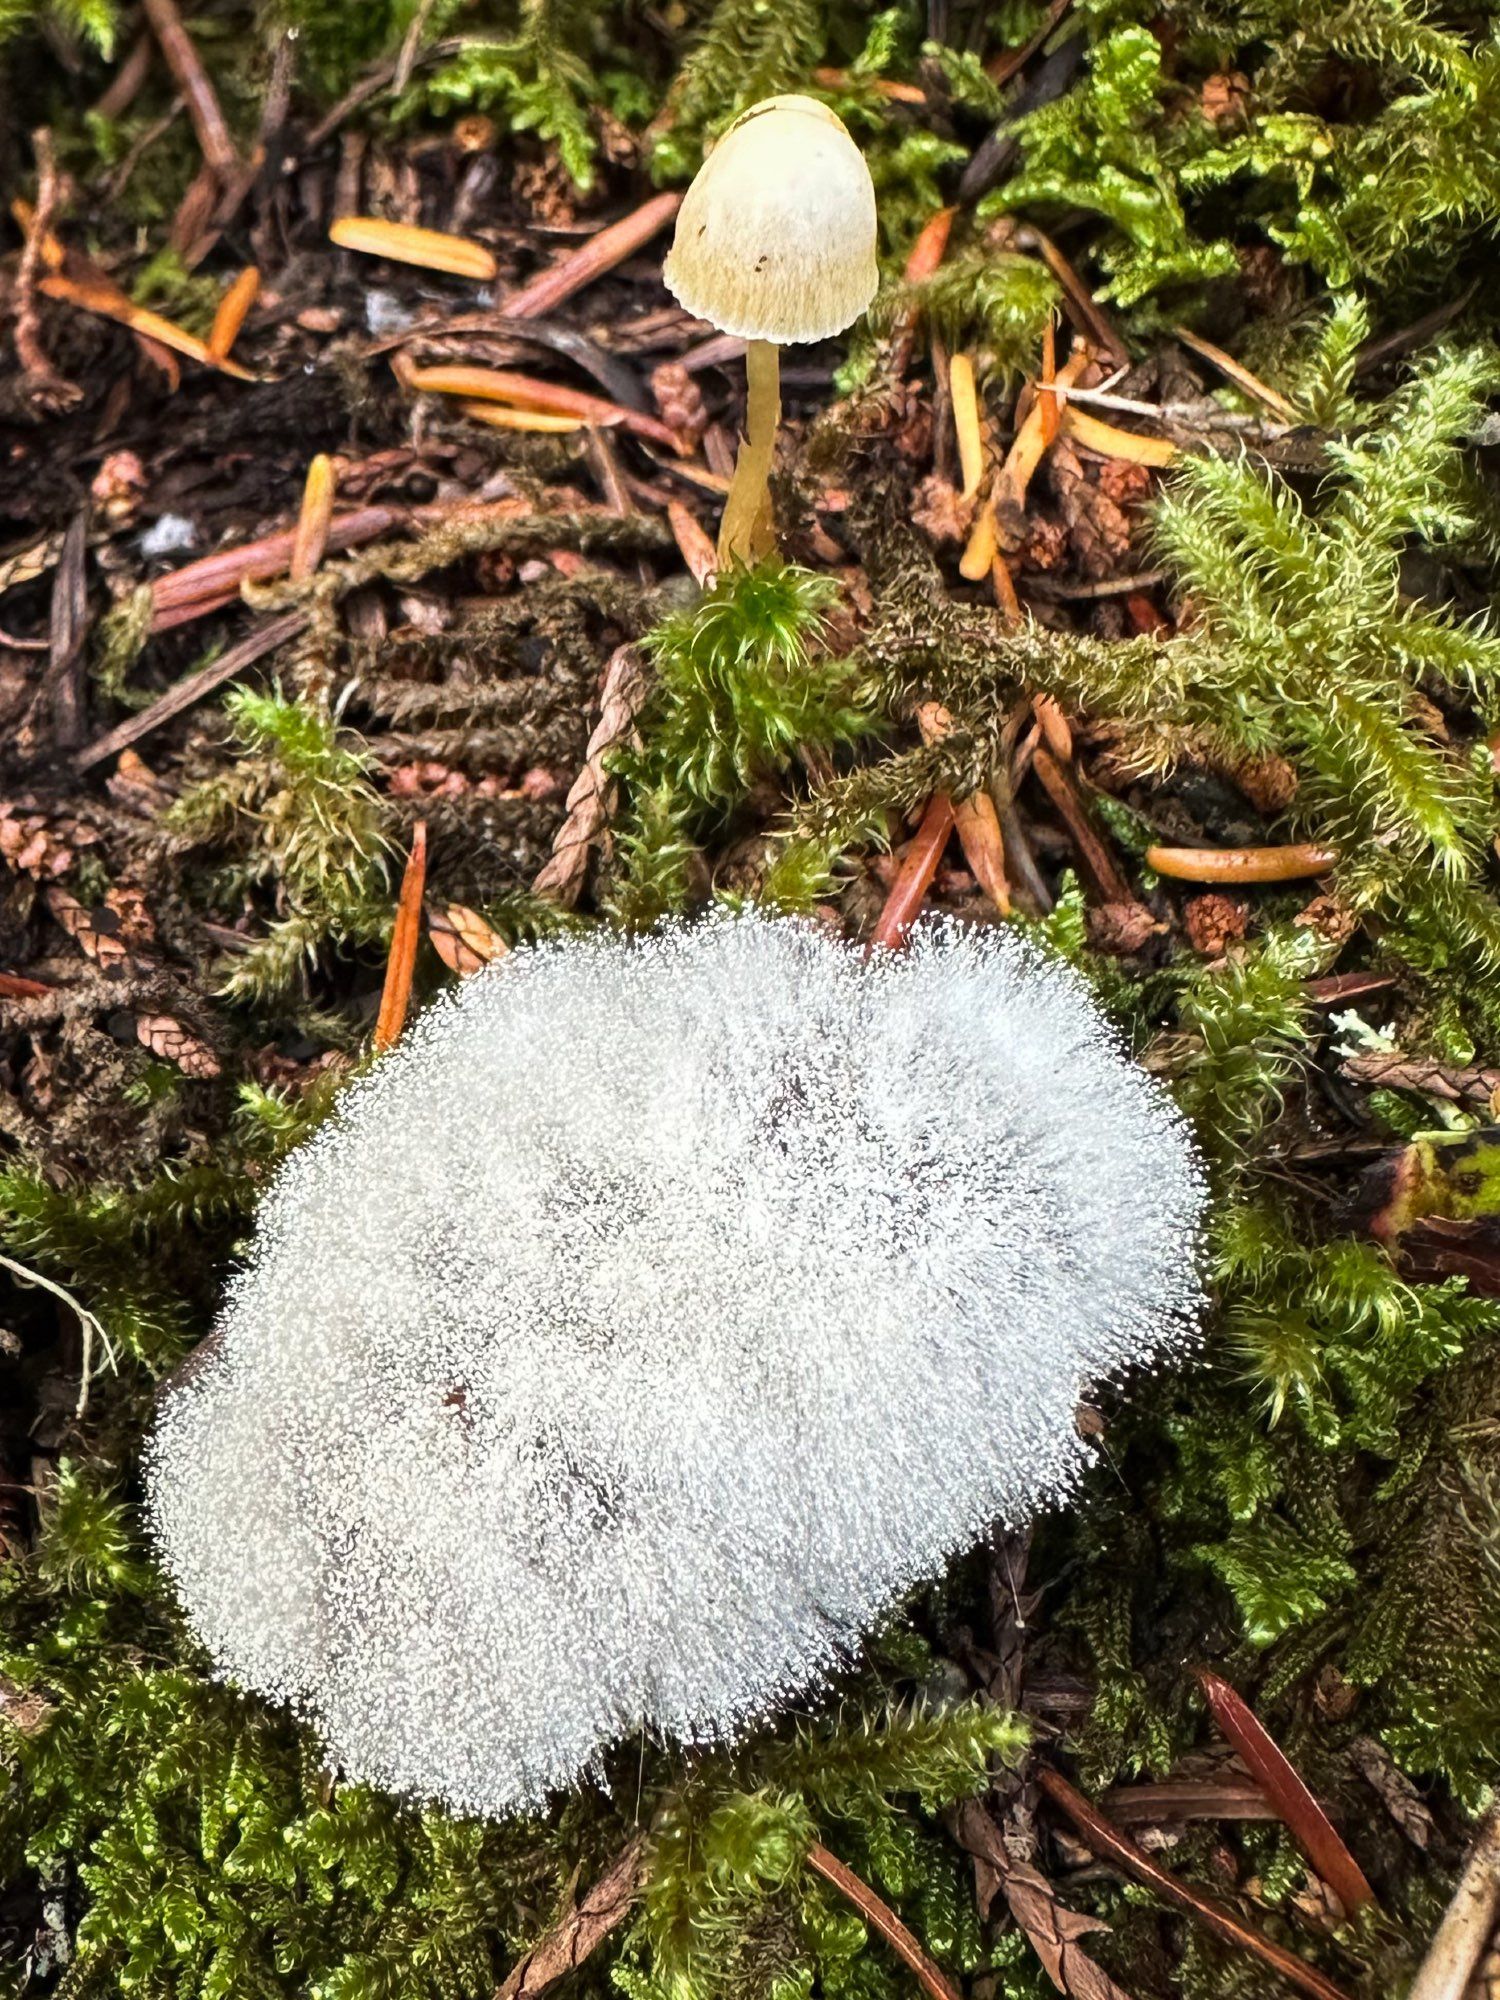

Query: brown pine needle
[
  {"left": 989, "top": 553, "right": 1023, "bottom": 623},
  {"left": 329, "top": 215, "right": 498, "bottom": 281},
  {"left": 408, "top": 363, "right": 683, "bottom": 450},
  {"left": 38, "top": 269, "right": 257, "bottom": 380},
  {"left": 1036, "top": 1768, "right": 1357, "bottom": 2000},
  {"left": 867, "top": 796, "right": 956, "bottom": 955},
  {"left": 915, "top": 704, "right": 1010, "bottom": 916},
  {"left": 1032, "top": 746, "right": 1134, "bottom": 905},
  {"left": 804, "top": 1844, "right": 962, "bottom": 2000},
  {"left": 1173, "top": 324, "right": 1300, "bottom": 425},
  {"left": 1060, "top": 406, "right": 1176, "bottom": 467},
  {"left": 1196, "top": 1671, "right": 1376, "bottom": 1916},
  {"left": 459, "top": 402, "right": 587, "bottom": 435},
  {"left": 1147, "top": 841, "right": 1337, "bottom": 884},
  {"left": 290, "top": 455, "right": 336, "bottom": 583},
  {"left": 207, "top": 264, "right": 260, "bottom": 359},
  {"left": 374, "top": 822, "right": 429, "bottom": 1053},
  {"left": 988, "top": 345, "right": 1094, "bottom": 549},
  {"left": 949, "top": 352, "right": 985, "bottom": 500},
  {"left": 667, "top": 499, "right": 717, "bottom": 586}
]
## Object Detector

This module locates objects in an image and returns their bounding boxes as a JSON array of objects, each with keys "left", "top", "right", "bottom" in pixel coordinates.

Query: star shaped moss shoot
[{"left": 146, "top": 913, "right": 1204, "bottom": 1819}]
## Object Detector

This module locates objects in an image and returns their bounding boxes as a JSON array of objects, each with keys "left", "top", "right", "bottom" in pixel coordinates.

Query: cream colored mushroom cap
[{"left": 663, "top": 94, "right": 878, "bottom": 344}]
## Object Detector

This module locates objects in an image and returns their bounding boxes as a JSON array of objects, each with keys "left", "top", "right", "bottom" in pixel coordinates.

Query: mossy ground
[{"left": 4, "top": 4, "right": 1500, "bottom": 1999}]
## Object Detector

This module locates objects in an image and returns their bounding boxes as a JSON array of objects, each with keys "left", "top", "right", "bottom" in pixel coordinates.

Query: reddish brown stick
[
  {"left": 1035, "top": 1767, "right": 1358, "bottom": 2000},
  {"left": 0, "top": 972, "right": 54, "bottom": 1000},
  {"left": 1196, "top": 1672, "right": 1375, "bottom": 1915},
  {"left": 805, "top": 1844, "right": 962, "bottom": 2000},
  {"left": 149, "top": 505, "right": 404, "bottom": 627},
  {"left": 139, "top": 0, "right": 239, "bottom": 180},
  {"left": 499, "top": 191, "right": 681, "bottom": 320},
  {"left": 374, "top": 823, "right": 428, "bottom": 1053},
  {"left": 867, "top": 796, "right": 955, "bottom": 955},
  {"left": 1031, "top": 746, "right": 1133, "bottom": 903}
]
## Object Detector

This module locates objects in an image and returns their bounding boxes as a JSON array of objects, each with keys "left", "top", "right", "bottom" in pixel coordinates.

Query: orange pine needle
[
  {"left": 290, "top": 454, "right": 336, "bottom": 582},
  {"left": 1060, "top": 406, "right": 1176, "bottom": 467},
  {"left": 374, "top": 822, "right": 429, "bottom": 1053},
  {"left": 959, "top": 501, "right": 998, "bottom": 583},
  {"left": 914, "top": 702, "right": 1010, "bottom": 916},
  {"left": 1147, "top": 841, "right": 1337, "bottom": 883},
  {"left": 459, "top": 402, "right": 587, "bottom": 434},
  {"left": 988, "top": 345, "right": 1094, "bottom": 546},
  {"left": 207, "top": 265, "right": 260, "bottom": 360},
  {"left": 38, "top": 269, "right": 257, "bottom": 380},
  {"left": 408, "top": 363, "right": 683, "bottom": 450},
  {"left": 868, "top": 796, "right": 956, "bottom": 955},
  {"left": 949, "top": 352, "right": 985, "bottom": 501},
  {"left": 903, "top": 206, "right": 958, "bottom": 286},
  {"left": 329, "top": 216, "right": 498, "bottom": 281},
  {"left": 989, "top": 553, "right": 1023, "bottom": 624},
  {"left": 1038, "top": 317, "right": 1059, "bottom": 448}
]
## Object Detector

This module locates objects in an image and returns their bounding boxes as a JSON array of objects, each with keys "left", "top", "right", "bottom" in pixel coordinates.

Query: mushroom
[{"left": 664, "top": 95, "right": 878, "bottom": 568}]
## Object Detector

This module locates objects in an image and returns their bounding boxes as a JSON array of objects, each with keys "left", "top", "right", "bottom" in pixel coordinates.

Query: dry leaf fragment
[
  {"left": 104, "top": 884, "right": 156, "bottom": 949},
  {"left": 428, "top": 903, "right": 506, "bottom": 978},
  {"left": 329, "top": 216, "right": 497, "bottom": 280},
  {"left": 137, "top": 1014, "right": 221, "bottom": 1078}
]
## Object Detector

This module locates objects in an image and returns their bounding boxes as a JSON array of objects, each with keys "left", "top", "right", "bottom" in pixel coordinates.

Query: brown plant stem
[
  {"left": 139, "top": 0, "right": 239, "bottom": 180},
  {"left": 495, "top": 1835, "right": 648, "bottom": 2000},
  {"left": 1407, "top": 1807, "right": 1500, "bottom": 2000},
  {"left": 14, "top": 132, "right": 80, "bottom": 410}
]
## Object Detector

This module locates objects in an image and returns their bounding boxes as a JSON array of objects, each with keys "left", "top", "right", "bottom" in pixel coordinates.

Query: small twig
[
  {"left": 14, "top": 131, "right": 80, "bottom": 410},
  {"left": 867, "top": 795, "right": 956, "bottom": 955},
  {"left": 0, "top": 1252, "right": 114, "bottom": 1418},
  {"left": 1406, "top": 1807, "right": 1500, "bottom": 2000},
  {"left": 1035, "top": 1767, "right": 1358, "bottom": 2000},
  {"left": 74, "top": 611, "right": 309, "bottom": 770},
  {"left": 139, "top": 0, "right": 239, "bottom": 180},
  {"left": 38, "top": 267, "right": 256, "bottom": 380},
  {"left": 1146, "top": 841, "right": 1337, "bottom": 884},
  {"left": 1024, "top": 567, "right": 1168, "bottom": 601},
  {"left": 1196, "top": 1671, "right": 1375, "bottom": 1915},
  {"left": 805, "top": 1842, "right": 961, "bottom": 2000},
  {"left": 533, "top": 646, "right": 651, "bottom": 907},
  {"left": 498, "top": 192, "right": 682, "bottom": 320},
  {"left": 374, "top": 823, "right": 429, "bottom": 1053},
  {"left": 92, "top": 30, "right": 154, "bottom": 119}
]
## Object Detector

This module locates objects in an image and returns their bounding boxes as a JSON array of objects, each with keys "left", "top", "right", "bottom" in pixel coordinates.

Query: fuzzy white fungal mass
[{"left": 147, "top": 914, "right": 1204, "bottom": 1818}]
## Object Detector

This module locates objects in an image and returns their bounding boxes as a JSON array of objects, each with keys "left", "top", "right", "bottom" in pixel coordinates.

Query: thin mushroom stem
[{"left": 718, "top": 336, "right": 781, "bottom": 566}]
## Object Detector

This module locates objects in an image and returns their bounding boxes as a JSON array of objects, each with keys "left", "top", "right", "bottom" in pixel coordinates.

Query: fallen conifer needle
[
  {"left": 868, "top": 795, "right": 956, "bottom": 955},
  {"left": 374, "top": 822, "right": 429, "bottom": 1053},
  {"left": 329, "top": 216, "right": 497, "bottom": 281},
  {"left": 409, "top": 364, "right": 683, "bottom": 449},
  {"left": 915, "top": 705, "right": 1010, "bottom": 915},
  {"left": 805, "top": 1844, "right": 961, "bottom": 2000},
  {"left": 1036, "top": 1767, "right": 1358, "bottom": 2000},
  {"left": 459, "top": 402, "right": 587, "bottom": 434},
  {"left": 38, "top": 270, "right": 257, "bottom": 380},
  {"left": 667, "top": 499, "right": 717, "bottom": 585},
  {"left": 1147, "top": 841, "right": 1337, "bottom": 883},
  {"left": 290, "top": 454, "right": 336, "bottom": 582},
  {"left": 949, "top": 352, "right": 985, "bottom": 500},
  {"left": 1196, "top": 1670, "right": 1375, "bottom": 1915},
  {"left": 208, "top": 265, "right": 260, "bottom": 359},
  {"left": 1061, "top": 406, "right": 1176, "bottom": 467}
]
